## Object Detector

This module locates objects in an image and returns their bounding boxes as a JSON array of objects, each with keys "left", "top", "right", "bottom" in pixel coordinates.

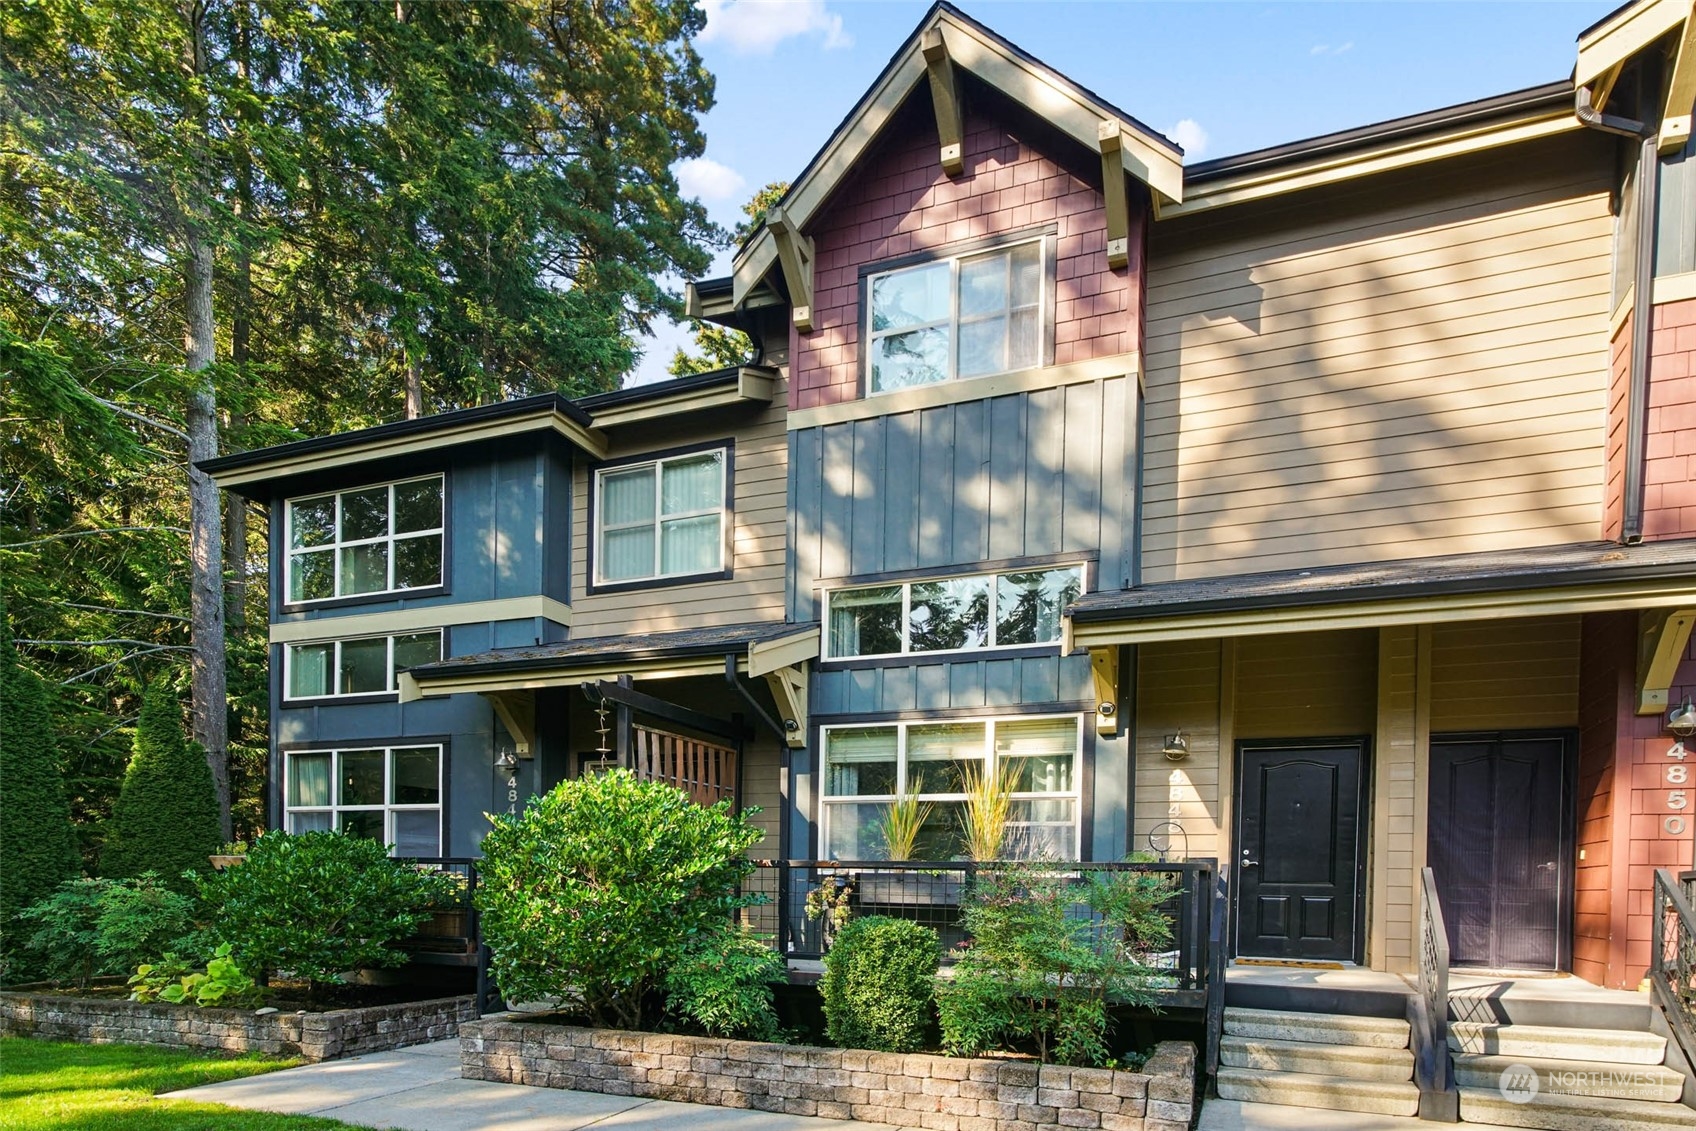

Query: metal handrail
[{"left": 1651, "top": 867, "right": 1696, "bottom": 1066}]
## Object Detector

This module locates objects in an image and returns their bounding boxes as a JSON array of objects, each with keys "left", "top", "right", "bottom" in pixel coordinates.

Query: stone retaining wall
[
  {"left": 460, "top": 1017, "right": 1196, "bottom": 1131},
  {"left": 0, "top": 990, "right": 476, "bottom": 1061}
]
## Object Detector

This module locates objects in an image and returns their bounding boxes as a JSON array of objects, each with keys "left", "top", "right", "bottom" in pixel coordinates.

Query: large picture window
[
  {"left": 825, "top": 565, "right": 1082, "bottom": 659},
  {"left": 285, "top": 476, "right": 444, "bottom": 604},
  {"left": 821, "top": 715, "right": 1081, "bottom": 861},
  {"left": 284, "top": 631, "right": 442, "bottom": 701},
  {"left": 593, "top": 449, "right": 728, "bottom": 585},
  {"left": 284, "top": 745, "right": 442, "bottom": 856},
  {"left": 867, "top": 238, "right": 1046, "bottom": 393}
]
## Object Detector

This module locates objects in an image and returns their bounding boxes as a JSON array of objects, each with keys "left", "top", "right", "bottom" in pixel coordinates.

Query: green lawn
[{"left": 0, "top": 1037, "right": 356, "bottom": 1130}]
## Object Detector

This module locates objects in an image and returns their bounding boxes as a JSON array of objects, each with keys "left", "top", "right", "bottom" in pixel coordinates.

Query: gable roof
[{"left": 727, "top": 1, "right": 1186, "bottom": 307}]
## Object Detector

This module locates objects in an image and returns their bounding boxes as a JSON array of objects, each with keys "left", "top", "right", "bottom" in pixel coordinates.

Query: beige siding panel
[
  {"left": 1232, "top": 630, "right": 1378, "bottom": 739},
  {"left": 1370, "top": 625, "right": 1425, "bottom": 973},
  {"left": 1142, "top": 135, "right": 1613, "bottom": 583},
  {"left": 570, "top": 380, "right": 790, "bottom": 635},
  {"left": 1135, "top": 639, "right": 1224, "bottom": 860},
  {"left": 1429, "top": 616, "right": 1581, "bottom": 732}
]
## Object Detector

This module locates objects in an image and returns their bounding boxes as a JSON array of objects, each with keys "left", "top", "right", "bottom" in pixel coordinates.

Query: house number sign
[
  {"left": 1668, "top": 743, "right": 1689, "bottom": 836},
  {"left": 506, "top": 774, "right": 519, "bottom": 816}
]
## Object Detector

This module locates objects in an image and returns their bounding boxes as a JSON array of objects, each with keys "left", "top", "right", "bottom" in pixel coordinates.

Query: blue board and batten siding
[
  {"left": 787, "top": 377, "right": 1141, "bottom": 862},
  {"left": 267, "top": 442, "right": 574, "bottom": 856}
]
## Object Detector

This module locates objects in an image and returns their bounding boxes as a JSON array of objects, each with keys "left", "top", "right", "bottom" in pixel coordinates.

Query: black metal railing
[
  {"left": 407, "top": 857, "right": 500, "bottom": 1015},
  {"left": 1410, "top": 866, "right": 1457, "bottom": 1119},
  {"left": 1651, "top": 867, "right": 1696, "bottom": 1065},
  {"left": 747, "top": 859, "right": 1221, "bottom": 1007}
]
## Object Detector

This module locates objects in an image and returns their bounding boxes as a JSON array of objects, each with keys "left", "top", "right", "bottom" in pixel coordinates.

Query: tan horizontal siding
[
  {"left": 1135, "top": 638, "right": 1224, "bottom": 860},
  {"left": 1233, "top": 630, "right": 1378, "bottom": 739},
  {"left": 570, "top": 381, "right": 790, "bottom": 635},
  {"left": 1428, "top": 615, "right": 1581, "bottom": 732},
  {"left": 1142, "top": 134, "right": 1614, "bottom": 582}
]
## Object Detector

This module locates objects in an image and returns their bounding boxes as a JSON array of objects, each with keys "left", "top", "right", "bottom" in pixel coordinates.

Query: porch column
[{"left": 1369, "top": 624, "right": 1430, "bottom": 973}]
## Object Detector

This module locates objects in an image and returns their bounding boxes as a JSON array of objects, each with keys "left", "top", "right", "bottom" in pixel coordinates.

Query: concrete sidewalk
[{"left": 160, "top": 1038, "right": 895, "bottom": 1131}]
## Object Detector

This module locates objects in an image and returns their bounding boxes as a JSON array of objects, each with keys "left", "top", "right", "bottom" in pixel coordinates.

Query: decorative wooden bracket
[
  {"left": 1638, "top": 608, "right": 1696, "bottom": 714},
  {"left": 922, "top": 27, "right": 965, "bottom": 177},
  {"left": 763, "top": 663, "right": 809, "bottom": 749},
  {"left": 766, "top": 206, "right": 815, "bottom": 333},
  {"left": 1663, "top": 9, "right": 1696, "bottom": 155},
  {"left": 484, "top": 691, "right": 536, "bottom": 757},
  {"left": 1097, "top": 120, "right": 1131, "bottom": 270},
  {"left": 1090, "top": 646, "right": 1120, "bottom": 737}
]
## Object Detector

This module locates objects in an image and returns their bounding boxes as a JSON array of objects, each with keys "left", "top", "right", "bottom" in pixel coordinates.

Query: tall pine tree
[{"left": 101, "top": 679, "right": 222, "bottom": 889}]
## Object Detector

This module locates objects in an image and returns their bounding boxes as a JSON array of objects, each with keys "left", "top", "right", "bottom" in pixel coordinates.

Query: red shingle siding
[
  {"left": 1642, "top": 297, "right": 1696, "bottom": 538},
  {"left": 791, "top": 95, "right": 1141, "bottom": 411}
]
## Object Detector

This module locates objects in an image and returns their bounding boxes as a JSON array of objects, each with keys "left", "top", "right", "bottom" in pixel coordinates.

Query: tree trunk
[{"left": 404, "top": 348, "right": 423, "bottom": 419}]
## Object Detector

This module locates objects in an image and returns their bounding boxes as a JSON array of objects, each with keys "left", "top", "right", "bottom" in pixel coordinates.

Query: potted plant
[{"left": 857, "top": 780, "right": 940, "bottom": 907}]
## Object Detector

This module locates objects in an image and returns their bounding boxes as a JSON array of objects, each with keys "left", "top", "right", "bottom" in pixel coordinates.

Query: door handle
[
  {"left": 1241, "top": 859, "right": 1260, "bottom": 868},
  {"left": 1537, "top": 861, "right": 1557, "bottom": 871}
]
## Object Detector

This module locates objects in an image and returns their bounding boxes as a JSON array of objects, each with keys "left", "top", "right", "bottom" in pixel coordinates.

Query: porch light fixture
[
  {"left": 1670, "top": 698, "right": 1696, "bottom": 739},
  {"left": 494, "top": 749, "right": 519, "bottom": 776},
  {"left": 1162, "top": 733, "right": 1189, "bottom": 761}
]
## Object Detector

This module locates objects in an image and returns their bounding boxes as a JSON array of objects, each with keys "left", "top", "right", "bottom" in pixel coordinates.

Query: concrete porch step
[
  {"left": 1224, "top": 1006, "right": 1411, "bottom": 1049},
  {"left": 1219, "top": 1034, "right": 1415, "bottom": 1081},
  {"left": 1448, "top": 1021, "right": 1667, "bottom": 1065},
  {"left": 1454, "top": 1052, "right": 1685, "bottom": 1102},
  {"left": 1458, "top": 1085, "right": 1696, "bottom": 1130},
  {"left": 1216, "top": 1066, "right": 1420, "bottom": 1116}
]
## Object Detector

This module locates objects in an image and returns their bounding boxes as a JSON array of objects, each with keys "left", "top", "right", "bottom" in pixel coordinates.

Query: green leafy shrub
[
  {"left": 128, "top": 953, "right": 195, "bottom": 1002},
  {"left": 100, "top": 680, "right": 222, "bottom": 890},
  {"left": 820, "top": 915, "right": 940, "bottom": 1052},
  {"left": 0, "top": 601, "right": 79, "bottom": 962},
  {"left": 937, "top": 862, "right": 1173, "bottom": 1066},
  {"left": 158, "top": 944, "right": 262, "bottom": 1008},
  {"left": 476, "top": 769, "right": 767, "bottom": 1030},
  {"left": 196, "top": 830, "right": 455, "bottom": 987},
  {"left": 18, "top": 874, "right": 196, "bottom": 988},
  {"left": 663, "top": 925, "right": 786, "bottom": 1040}
]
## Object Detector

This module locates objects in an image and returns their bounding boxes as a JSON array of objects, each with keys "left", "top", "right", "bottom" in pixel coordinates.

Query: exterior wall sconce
[
  {"left": 1671, "top": 698, "right": 1696, "bottom": 739},
  {"left": 494, "top": 749, "right": 520, "bottom": 776},
  {"left": 1162, "top": 733, "right": 1189, "bottom": 761}
]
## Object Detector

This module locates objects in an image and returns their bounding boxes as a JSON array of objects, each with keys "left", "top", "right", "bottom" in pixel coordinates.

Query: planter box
[
  {"left": 854, "top": 871, "right": 963, "bottom": 908},
  {"left": 461, "top": 1016, "right": 1197, "bottom": 1131},
  {"left": 0, "top": 990, "right": 477, "bottom": 1061}
]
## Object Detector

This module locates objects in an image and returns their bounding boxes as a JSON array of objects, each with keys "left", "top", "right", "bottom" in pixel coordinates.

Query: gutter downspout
[{"left": 1577, "top": 84, "right": 1659, "bottom": 544}]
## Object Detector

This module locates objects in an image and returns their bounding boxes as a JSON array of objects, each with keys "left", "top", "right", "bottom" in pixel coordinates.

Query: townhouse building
[{"left": 203, "top": 3, "right": 1696, "bottom": 1079}]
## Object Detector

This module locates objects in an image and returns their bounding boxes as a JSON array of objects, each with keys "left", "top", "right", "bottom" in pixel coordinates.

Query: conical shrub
[{"left": 101, "top": 679, "right": 221, "bottom": 889}]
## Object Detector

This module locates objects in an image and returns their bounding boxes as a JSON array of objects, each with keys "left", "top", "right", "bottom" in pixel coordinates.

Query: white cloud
[
  {"left": 676, "top": 156, "right": 746, "bottom": 202},
  {"left": 1310, "top": 42, "right": 1354, "bottom": 56},
  {"left": 1168, "top": 118, "right": 1208, "bottom": 161},
  {"left": 699, "top": 0, "right": 852, "bottom": 55}
]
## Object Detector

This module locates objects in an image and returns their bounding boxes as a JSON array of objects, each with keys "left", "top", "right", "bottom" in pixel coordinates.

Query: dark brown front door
[
  {"left": 1235, "top": 740, "right": 1368, "bottom": 962},
  {"left": 1428, "top": 732, "right": 1573, "bottom": 970}
]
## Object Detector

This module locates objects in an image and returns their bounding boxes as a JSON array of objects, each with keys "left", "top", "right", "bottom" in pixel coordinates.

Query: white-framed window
[
  {"left": 593, "top": 448, "right": 728, "bottom": 585},
  {"left": 285, "top": 475, "right": 444, "bottom": 604},
  {"left": 824, "top": 564, "right": 1083, "bottom": 660},
  {"left": 283, "top": 630, "right": 442, "bottom": 701},
  {"left": 821, "top": 715, "right": 1081, "bottom": 861},
  {"left": 867, "top": 237, "right": 1046, "bottom": 393},
  {"left": 283, "top": 745, "right": 443, "bottom": 857}
]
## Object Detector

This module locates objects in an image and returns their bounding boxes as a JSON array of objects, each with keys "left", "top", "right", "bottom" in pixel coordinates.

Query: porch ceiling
[{"left": 1066, "top": 540, "right": 1696, "bottom": 647}]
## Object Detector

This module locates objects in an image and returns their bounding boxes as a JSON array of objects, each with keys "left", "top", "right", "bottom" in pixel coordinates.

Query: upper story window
[
  {"left": 594, "top": 448, "right": 728, "bottom": 586},
  {"left": 868, "top": 238, "right": 1045, "bottom": 393},
  {"left": 286, "top": 476, "right": 444, "bottom": 604},
  {"left": 825, "top": 564, "right": 1082, "bottom": 660},
  {"left": 284, "top": 744, "right": 442, "bottom": 856},
  {"left": 284, "top": 630, "right": 442, "bottom": 702}
]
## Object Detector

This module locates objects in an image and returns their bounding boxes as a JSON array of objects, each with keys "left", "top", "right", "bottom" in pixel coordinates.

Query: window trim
[
  {"left": 281, "top": 629, "right": 444, "bottom": 704},
  {"left": 818, "top": 713, "right": 1084, "bottom": 862},
  {"left": 861, "top": 228, "right": 1056, "bottom": 397},
  {"left": 821, "top": 562, "right": 1086, "bottom": 661},
  {"left": 280, "top": 742, "right": 446, "bottom": 858},
  {"left": 282, "top": 474, "right": 447, "bottom": 609},
  {"left": 586, "top": 440, "right": 735, "bottom": 593}
]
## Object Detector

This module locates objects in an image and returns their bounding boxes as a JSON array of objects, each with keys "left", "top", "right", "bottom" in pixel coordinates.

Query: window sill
[
  {"left": 816, "top": 643, "right": 1069, "bottom": 670},
  {"left": 585, "top": 568, "right": 733, "bottom": 597},
  {"left": 280, "top": 692, "right": 401, "bottom": 708},
  {"left": 279, "top": 584, "right": 449, "bottom": 615}
]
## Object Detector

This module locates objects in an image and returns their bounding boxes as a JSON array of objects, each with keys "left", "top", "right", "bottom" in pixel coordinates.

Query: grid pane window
[
  {"left": 283, "top": 631, "right": 442, "bottom": 701},
  {"left": 282, "top": 746, "right": 442, "bottom": 857},
  {"left": 285, "top": 476, "right": 443, "bottom": 603},
  {"left": 824, "top": 565, "right": 1082, "bottom": 659},
  {"left": 594, "top": 450, "right": 727, "bottom": 585},
  {"left": 868, "top": 239, "right": 1046, "bottom": 393},
  {"left": 820, "top": 716, "right": 1080, "bottom": 862}
]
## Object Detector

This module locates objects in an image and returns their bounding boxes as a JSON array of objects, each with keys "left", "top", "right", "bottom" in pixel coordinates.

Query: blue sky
[{"left": 633, "top": 0, "right": 1619, "bottom": 383}]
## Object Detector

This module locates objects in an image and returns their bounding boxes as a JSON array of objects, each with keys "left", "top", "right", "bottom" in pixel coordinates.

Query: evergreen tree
[
  {"left": 101, "top": 680, "right": 221, "bottom": 889},
  {"left": 0, "top": 597, "right": 80, "bottom": 951},
  {"left": 670, "top": 182, "right": 790, "bottom": 376}
]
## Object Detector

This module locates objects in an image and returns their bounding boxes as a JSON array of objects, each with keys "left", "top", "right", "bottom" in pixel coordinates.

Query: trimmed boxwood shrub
[
  {"left": 101, "top": 680, "right": 220, "bottom": 889},
  {"left": 195, "top": 830, "right": 455, "bottom": 987},
  {"left": 820, "top": 915, "right": 941, "bottom": 1052},
  {"left": 476, "top": 770, "right": 767, "bottom": 1031}
]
